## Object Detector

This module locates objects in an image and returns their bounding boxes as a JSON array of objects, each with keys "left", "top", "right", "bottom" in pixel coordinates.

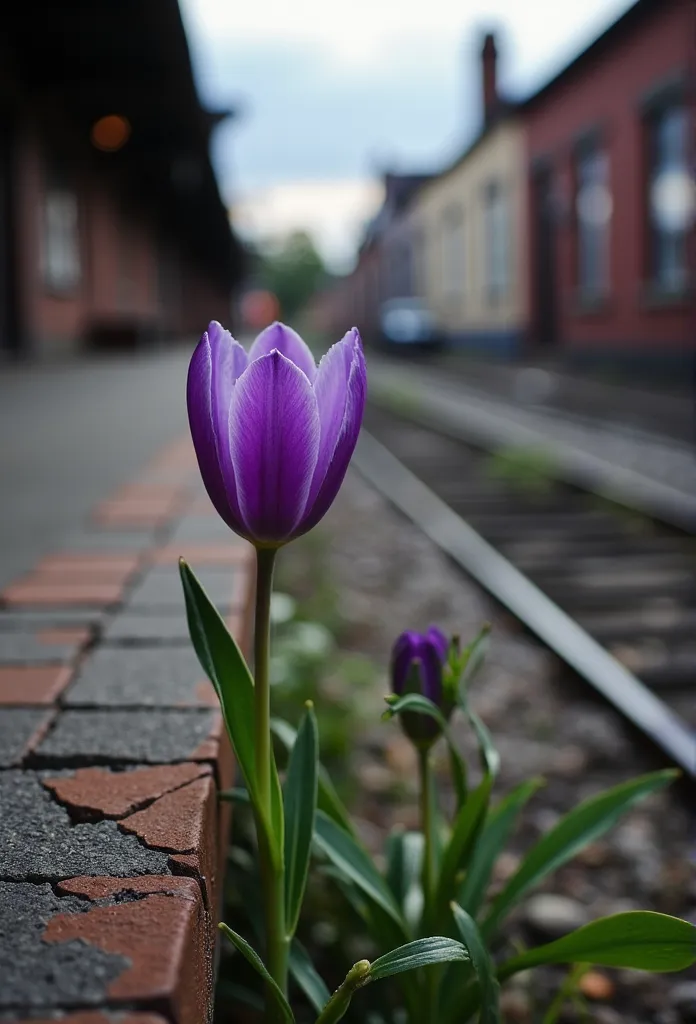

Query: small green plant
[
  {"left": 486, "top": 445, "right": 558, "bottom": 495},
  {"left": 183, "top": 320, "right": 695, "bottom": 1024}
]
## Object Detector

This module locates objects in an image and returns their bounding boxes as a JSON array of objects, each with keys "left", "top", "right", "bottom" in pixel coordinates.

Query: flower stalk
[{"left": 253, "top": 547, "right": 288, "bottom": 1012}]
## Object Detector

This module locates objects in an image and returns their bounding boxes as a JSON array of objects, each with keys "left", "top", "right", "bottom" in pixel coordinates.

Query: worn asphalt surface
[{"left": 0, "top": 346, "right": 193, "bottom": 590}]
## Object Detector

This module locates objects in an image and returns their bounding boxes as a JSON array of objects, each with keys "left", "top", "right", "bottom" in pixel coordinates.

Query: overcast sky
[{"left": 180, "top": 0, "right": 635, "bottom": 268}]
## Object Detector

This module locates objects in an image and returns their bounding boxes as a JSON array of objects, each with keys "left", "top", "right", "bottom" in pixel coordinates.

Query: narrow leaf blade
[
  {"left": 289, "top": 938, "right": 330, "bottom": 1013},
  {"left": 499, "top": 912, "right": 696, "bottom": 978},
  {"left": 180, "top": 560, "right": 257, "bottom": 795},
  {"left": 451, "top": 903, "right": 501, "bottom": 1024},
  {"left": 435, "top": 774, "right": 492, "bottom": 922},
  {"left": 181, "top": 560, "right": 284, "bottom": 863},
  {"left": 314, "top": 811, "right": 405, "bottom": 930},
  {"left": 284, "top": 703, "right": 319, "bottom": 936},
  {"left": 483, "top": 770, "right": 678, "bottom": 937},
  {"left": 219, "top": 923, "right": 295, "bottom": 1023},
  {"left": 458, "top": 778, "right": 544, "bottom": 918},
  {"left": 368, "top": 937, "right": 469, "bottom": 981},
  {"left": 271, "top": 716, "right": 354, "bottom": 834}
]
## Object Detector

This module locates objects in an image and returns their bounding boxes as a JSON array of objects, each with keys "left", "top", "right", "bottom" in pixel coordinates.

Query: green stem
[
  {"left": 254, "top": 547, "right": 276, "bottom": 811},
  {"left": 541, "top": 964, "right": 590, "bottom": 1024},
  {"left": 418, "top": 747, "right": 439, "bottom": 1021},
  {"left": 315, "top": 960, "right": 371, "bottom": 1024},
  {"left": 418, "top": 747, "right": 436, "bottom": 914},
  {"left": 253, "top": 548, "right": 288, "bottom": 1018}
]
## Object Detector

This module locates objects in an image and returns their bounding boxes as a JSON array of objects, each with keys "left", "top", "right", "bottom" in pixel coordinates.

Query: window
[
  {"left": 441, "top": 206, "right": 465, "bottom": 297},
  {"left": 575, "top": 144, "right": 611, "bottom": 298},
  {"left": 647, "top": 105, "right": 691, "bottom": 293},
  {"left": 484, "top": 183, "right": 508, "bottom": 303},
  {"left": 42, "top": 159, "right": 80, "bottom": 293}
]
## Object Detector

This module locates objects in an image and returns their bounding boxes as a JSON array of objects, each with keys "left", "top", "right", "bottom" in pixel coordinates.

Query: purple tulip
[
  {"left": 187, "top": 321, "right": 367, "bottom": 547},
  {"left": 391, "top": 626, "right": 451, "bottom": 745}
]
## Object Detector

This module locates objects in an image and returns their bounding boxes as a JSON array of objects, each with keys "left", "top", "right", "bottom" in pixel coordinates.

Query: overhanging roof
[{"left": 4, "top": 0, "right": 244, "bottom": 288}]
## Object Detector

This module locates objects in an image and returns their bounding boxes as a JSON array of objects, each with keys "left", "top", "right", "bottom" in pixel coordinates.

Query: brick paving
[{"left": 0, "top": 430, "right": 255, "bottom": 1020}]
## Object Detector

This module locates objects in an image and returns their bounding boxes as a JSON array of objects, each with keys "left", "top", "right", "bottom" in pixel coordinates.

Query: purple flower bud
[
  {"left": 391, "top": 626, "right": 451, "bottom": 746},
  {"left": 187, "top": 321, "right": 367, "bottom": 547}
]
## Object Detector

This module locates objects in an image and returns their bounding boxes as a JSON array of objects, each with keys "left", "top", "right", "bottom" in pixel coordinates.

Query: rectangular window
[
  {"left": 441, "top": 206, "right": 465, "bottom": 297},
  {"left": 575, "top": 144, "right": 611, "bottom": 298},
  {"left": 42, "top": 158, "right": 80, "bottom": 293},
  {"left": 484, "top": 183, "right": 508, "bottom": 303},
  {"left": 647, "top": 104, "right": 690, "bottom": 293}
]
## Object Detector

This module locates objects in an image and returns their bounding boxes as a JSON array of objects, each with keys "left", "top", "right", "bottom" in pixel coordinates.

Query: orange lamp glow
[{"left": 91, "top": 115, "right": 131, "bottom": 152}]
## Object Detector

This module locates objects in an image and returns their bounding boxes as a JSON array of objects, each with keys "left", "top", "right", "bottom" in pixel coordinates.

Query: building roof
[
  {"left": 522, "top": 0, "right": 665, "bottom": 110},
  {"left": 4, "top": 0, "right": 244, "bottom": 288}
]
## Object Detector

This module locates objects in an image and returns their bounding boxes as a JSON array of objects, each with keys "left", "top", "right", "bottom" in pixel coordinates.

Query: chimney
[{"left": 481, "top": 32, "right": 498, "bottom": 125}]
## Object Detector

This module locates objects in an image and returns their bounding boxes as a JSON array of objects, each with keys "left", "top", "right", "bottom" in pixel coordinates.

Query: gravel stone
[{"left": 524, "top": 893, "right": 589, "bottom": 938}]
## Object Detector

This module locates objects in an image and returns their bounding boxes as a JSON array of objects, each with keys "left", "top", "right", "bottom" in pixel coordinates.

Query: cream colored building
[{"left": 411, "top": 116, "right": 528, "bottom": 355}]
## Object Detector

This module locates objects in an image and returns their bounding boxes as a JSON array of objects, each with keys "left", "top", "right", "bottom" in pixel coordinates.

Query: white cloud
[
  {"left": 182, "top": 0, "right": 633, "bottom": 82},
  {"left": 181, "top": 0, "right": 635, "bottom": 262}
]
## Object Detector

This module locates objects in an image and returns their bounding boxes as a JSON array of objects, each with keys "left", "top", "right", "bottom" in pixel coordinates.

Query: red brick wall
[
  {"left": 12, "top": 121, "right": 229, "bottom": 354},
  {"left": 525, "top": 0, "right": 695, "bottom": 356}
]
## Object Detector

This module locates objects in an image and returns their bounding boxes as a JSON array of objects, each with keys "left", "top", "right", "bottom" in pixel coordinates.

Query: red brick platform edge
[{"left": 0, "top": 437, "right": 255, "bottom": 1024}]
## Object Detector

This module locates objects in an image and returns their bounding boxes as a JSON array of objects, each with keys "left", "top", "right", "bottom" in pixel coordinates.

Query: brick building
[
  {"left": 524, "top": 0, "right": 695, "bottom": 365},
  {"left": 0, "top": 0, "right": 244, "bottom": 357}
]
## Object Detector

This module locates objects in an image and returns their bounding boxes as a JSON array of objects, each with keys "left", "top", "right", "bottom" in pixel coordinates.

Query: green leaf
[
  {"left": 457, "top": 624, "right": 491, "bottom": 692},
  {"left": 368, "top": 936, "right": 469, "bottom": 981},
  {"left": 465, "top": 706, "right": 499, "bottom": 778},
  {"left": 458, "top": 778, "right": 544, "bottom": 919},
  {"left": 289, "top": 938, "right": 330, "bottom": 1013},
  {"left": 451, "top": 903, "right": 501, "bottom": 1024},
  {"left": 271, "top": 716, "right": 354, "bottom": 834},
  {"left": 219, "top": 787, "right": 251, "bottom": 803},
  {"left": 314, "top": 810, "right": 405, "bottom": 929},
  {"left": 383, "top": 692, "right": 469, "bottom": 806},
  {"left": 314, "top": 939, "right": 469, "bottom": 1024},
  {"left": 498, "top": 912, "right": 696, "bottom": 979},
  {"left": 180, "top": 560, "right": 284, "bottom": 864},
  {"left": 180, "top": 559, "right": 257, "bottom": 795},
  {"left": 284, "top": 703, "right": 319, "bottom": 937},
  {"left": 218, "top": 923, "right": 295, "bottom": 1023},
  {"left": 321, "top": 873, "right": 420, "bottom": 1018},
  {"left": 435, "top": 774, "right": 493, "bottom": 924},
  {"left": 482, "top": 769, "right": 677, "bottom": 938}
]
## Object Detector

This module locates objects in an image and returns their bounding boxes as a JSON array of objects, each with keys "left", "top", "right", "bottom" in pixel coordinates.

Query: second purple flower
[{"left": 187, "top": 321, "right": 367, "bottom": 547}]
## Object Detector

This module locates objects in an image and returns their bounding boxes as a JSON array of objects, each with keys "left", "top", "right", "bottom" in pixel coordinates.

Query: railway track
[{"left": 355, "top": 402, "right": 696, "bottom": 776}]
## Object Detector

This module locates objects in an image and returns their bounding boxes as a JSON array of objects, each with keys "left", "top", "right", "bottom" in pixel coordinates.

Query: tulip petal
[
  {"left": 300, "top": 329, "right": 366, "bottom": 533},
  {"left": 230, "top": 350, "right": 320, "bottom": 543},
  {"left": 391, "top": 630, "right": 422, "bottom": 695},
  {"left": 418, "top": 637, "right": 444, "bottom": 705},
  {"left": 425, "top": 626, "right": 449, "bottom": 664},
  {"left": 306, "top": 329, "right": 357, "bottom": 510},
  {"left": 249, "top": 322, "right": 317, "bottom": 381},
  {"left": 187, "top": 332, "right": 246, "bottom": 534}
]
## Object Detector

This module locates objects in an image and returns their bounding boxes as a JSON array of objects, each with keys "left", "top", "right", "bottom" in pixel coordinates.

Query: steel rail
[{"left": 354, "top": 429, "right": 696, "bottom": 776}]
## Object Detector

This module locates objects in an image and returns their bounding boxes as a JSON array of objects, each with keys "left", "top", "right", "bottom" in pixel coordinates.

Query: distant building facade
[
  {"left": 411, "top": 34, "right": 528, "bottom": 354},
  {"left": 413, "top": 116, "right": 527, "bottom": 355},
  {"left": 0, "top": 0, "right": 244, "bottom": 357},
  {"left": 524, "top": 0, "right": 695, "bottom": 364}
]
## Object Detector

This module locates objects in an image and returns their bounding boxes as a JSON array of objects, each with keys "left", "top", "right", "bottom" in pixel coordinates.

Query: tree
[{"left": 256, "top": 231, "right": 328, "bottom": 321}]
